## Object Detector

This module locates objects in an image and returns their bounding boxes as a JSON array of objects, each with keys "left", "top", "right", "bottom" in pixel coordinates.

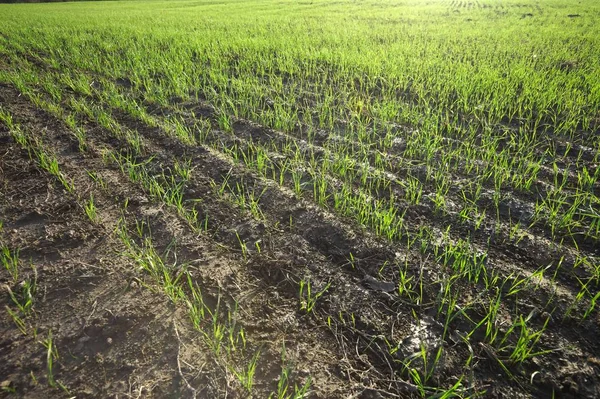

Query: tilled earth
[{"left": 1, "top": 71, "right": 600, "bottom": 399}]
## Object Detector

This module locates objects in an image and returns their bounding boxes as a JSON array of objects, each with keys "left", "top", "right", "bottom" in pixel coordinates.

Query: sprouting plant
[
  {"left": 87, "top": 170, "right": 107, "bottom": 189},
  {"left": 40, "top": 330, "right": 59, "bottom": 388},
  {"left": 217, "top": 110, "right": 232, "bottom": 132},
  {"left": 235, "top": 231, "right": 249, "bottom": 260},
  {"left": 7, "top": 266, "right": 37, "bottom": 315},
  {"left": 347, "top": 252, "right": 356, "bottom": 269},
  {"left": 185, "top": 273, "right": 206, "bottom": 330},
  {"left": 229, "top": 181, "right": 267, "bottom": 220},
  {"left": 34, "top": 148, "right": 74, "bottom": 193},
  {"left": 271, "top": 369, "right": 311, "bottom": 399},
  {"left": 0, "top": 107, "right": 15, "bottom": 129},
  {"left": 174, "top": 158, "right": 192, "bottom": 181},
  {"left": 291, "top": 167, "right": 303, "bottom": 198},
  {"left": 397, "top": 259, "right": 416, "bottom": 300},
  {"left": 299, "top": 279, "right": 330, "bottom": 313},
  {"left": 404, "top": 175, "right": 423, "bottom": 205},
  {"left": 169, "top": 115, "right": 196, "bottom": 145},
  {"left": 230, "top": 351, "right": 260, "bottom": 393},
  {"left": 204, "top": 294, "right": 226, "bottom": 355},
  {"left": 269, "top": 343, "right": 312, "bottom": 399},
  {"left": 583, "top": 291, "right": 600, "bottom": 320},
  {"left": 6, "top": 306, "right": 27, "bottom": 335},
  {"left": 117, "top": 222, "right": 184, "bottom": 303},
  {"left": 504, "top": 315, "right": 552, "bottom": 365},
  {"left": 84, "top": 194, "right": 98, "bottom": 223},
  {"left": 407, "top": 367, "right": 426, "bottom": 397},
  {"left": 1, "top": 246, "right": 20, "bottom": 282}
]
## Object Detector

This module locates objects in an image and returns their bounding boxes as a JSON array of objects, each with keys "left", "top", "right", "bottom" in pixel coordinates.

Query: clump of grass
[
  {"left": 269, "top": 343, "right": 312, "bottom": 399},
  {"left": 1, "top": 246, "right": 20, "bottom": 282},
  {"left": 41, "top": 330, "right": 58, "bottom": 388},
  {"left": 299, "top": 279, "right": 330, "bottom": 314},
  {"left": 84, "top": 194, "right": 98, "bottom": 223},
  {"left": 6, "top": 265, "right": 37, "bottom": 319}
]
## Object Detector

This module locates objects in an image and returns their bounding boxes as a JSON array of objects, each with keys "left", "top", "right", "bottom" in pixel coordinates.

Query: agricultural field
[{"left": 0, "top": 0, "right": 599, "bottom": 397}]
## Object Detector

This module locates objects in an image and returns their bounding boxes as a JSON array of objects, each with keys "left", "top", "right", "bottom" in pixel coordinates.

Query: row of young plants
[
  {"left": 1, "top": 86, "right": 592, "bottom": 399},
  {"left": 1, "top": 11, "right": 598, "bottom": 191},
  {"left": 2, "top": 49, "right": 596, "bottom": 295},
  {"left": 3, "top": 49, "right": 597, "bottom": 332},
  {"left": 5, "top": 35, "right": 598, "bottom": 215},
  {"left": 0, "top": 111, "right": 85, "bottom": 394},
  {"left": 3, "top": 39, "right": 598, "bottom": 269}
]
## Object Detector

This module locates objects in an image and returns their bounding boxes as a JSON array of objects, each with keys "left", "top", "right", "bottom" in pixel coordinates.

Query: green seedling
[
  {"left": 299, "top": 280, "right": 330, "bottom": 314},
  {"left": 1, "top": 246, "right": 20, "bottom": 282},
  {"left": 84, "top": 194, "right": 98, "bottom": 223}
]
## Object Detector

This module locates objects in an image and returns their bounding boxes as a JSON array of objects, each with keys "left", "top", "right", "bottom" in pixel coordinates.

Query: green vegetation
[{"left": 0, "top": 0, "right": 598, "bottom": 397}]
